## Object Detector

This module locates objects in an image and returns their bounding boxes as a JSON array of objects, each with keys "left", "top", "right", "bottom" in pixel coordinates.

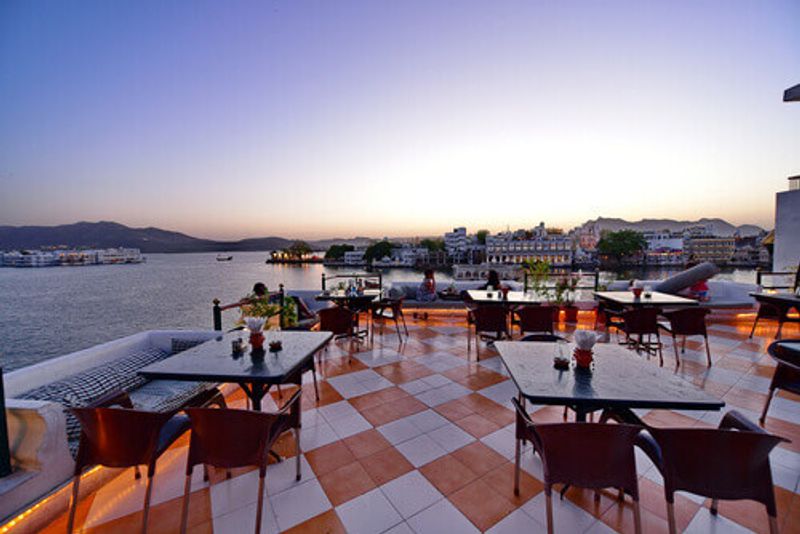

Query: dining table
[
  {"left": 495, "top": 341, "right": 724, "bottom": 422},
  {"left": 750, "top": 292, "right": 800, "bottom": 339},
  {"left": 139, "top": 330, "right": 333, "bottom": 411},
  {"left": 466, "top": 290, "right": 543, "bottom": 306},
  {"left": 593, "top": 290, "right": 698, "bottom": 309}
]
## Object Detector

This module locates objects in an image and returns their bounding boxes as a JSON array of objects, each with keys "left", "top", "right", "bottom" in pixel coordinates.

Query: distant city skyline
[{"left": 1, "top": 1, "right": 798, "bottom": 240}]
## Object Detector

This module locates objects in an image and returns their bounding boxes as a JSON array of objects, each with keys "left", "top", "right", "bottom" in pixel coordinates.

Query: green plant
[
  {"left": 238, "top": 290, "right": 281, "bottom": 329},
  {"left": 282, "top": 297, "right": 298, "bottom": 328},
  {"left": 559, "top": 274, "right": 580, "bottom": 307},
  {"left": 523, "top": 259, "right": 551, "bottom": 298}
]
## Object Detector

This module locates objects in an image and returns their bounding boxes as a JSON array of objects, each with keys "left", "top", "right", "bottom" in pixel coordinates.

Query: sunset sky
[{"left": 1, "top": 0, "right": 798, "bottom": 240}]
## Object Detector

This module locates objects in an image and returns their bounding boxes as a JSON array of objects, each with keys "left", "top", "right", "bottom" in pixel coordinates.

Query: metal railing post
[
  {"left": 0, "top": 369, "right": 12, "bottom": 478},
  {"left": 279, "top": 284, "right": 285, "bottom": 329},
  {"left": 321, "top": 273, "right": 326, "bottom": 291},
  {"left": 212, "top": 299, "right": 222, "bottom": 331},
  {"left": 594, "top": 269, "right": 600, "bottom": 291},
  {"left": 756, "top": 267, "right": 762, "bottom": 287}
]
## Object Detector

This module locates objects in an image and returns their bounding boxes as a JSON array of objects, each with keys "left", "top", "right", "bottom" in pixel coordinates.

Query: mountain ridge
[{"left": 0, "top": 218, "right": 767, "bottom": 253}]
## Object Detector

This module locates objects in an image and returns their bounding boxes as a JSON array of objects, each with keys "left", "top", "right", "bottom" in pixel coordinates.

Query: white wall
[{"left": 774, "top": 189, "right": 800, "bottom": 271}]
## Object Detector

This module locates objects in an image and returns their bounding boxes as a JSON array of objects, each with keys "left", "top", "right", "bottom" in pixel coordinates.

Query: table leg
[{"left": 238, "top": 382, "right": 268, "bottom": 412}]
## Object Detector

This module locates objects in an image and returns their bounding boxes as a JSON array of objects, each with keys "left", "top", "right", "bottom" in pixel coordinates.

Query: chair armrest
[
  {"left": 719, "top": 410, "right": 765, "bottom": 433},
  {"left": 273, "top": 389, "right": 302, "bottom": 429},
  {"left": 88, "top": 389, "right": 134, "bottom": 409}
]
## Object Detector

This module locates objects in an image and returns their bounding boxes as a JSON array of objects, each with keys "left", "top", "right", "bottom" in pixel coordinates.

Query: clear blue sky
[{"left": 1, "top": 0, "right": 798, "bottom": 239}]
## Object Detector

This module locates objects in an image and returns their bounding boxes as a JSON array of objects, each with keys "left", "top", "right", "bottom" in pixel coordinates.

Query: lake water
[{"left": 0, "top": 252, "right": 761, "bottom": 372}]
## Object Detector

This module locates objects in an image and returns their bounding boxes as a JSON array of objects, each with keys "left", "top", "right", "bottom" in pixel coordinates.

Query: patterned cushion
[
  {"left": 128, "top": 380, "right": 213, "bottom": 412},
  {"left": 170, "top": 338, "right": 207, "bottom": 355},
  {"left": 18, "top": 346, "right": 169, "bottom": 453}
]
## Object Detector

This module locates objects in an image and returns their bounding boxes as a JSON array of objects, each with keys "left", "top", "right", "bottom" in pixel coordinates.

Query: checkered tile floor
[{"left": 41, "top": 312, "right": 800, "bottom": 533}]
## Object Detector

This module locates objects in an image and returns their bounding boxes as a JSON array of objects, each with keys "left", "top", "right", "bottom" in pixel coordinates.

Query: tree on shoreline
[
  {"left": 324, "top": 243, "right": 354, "bottom": 260},
  {"left": 364, "top": 240, "right": 393, "bottom": 263},
  {"left": 597, "top": 230, "right": 646, "bottom": 265}
]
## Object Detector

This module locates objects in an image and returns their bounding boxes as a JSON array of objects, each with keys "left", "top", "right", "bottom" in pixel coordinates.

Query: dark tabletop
[
  {"left": 316, "top": 290, "right": 380, "bottom": 303},
  {"left": 594, "top": 291, "right": 698, "bottom": 307},
  {"left": 139, "top": 330, "right": 333, "bottom": 385},
  {"left": 750, "top": 292, "right": 800, "bottom": 307},
  {"left": 495, "top": 341, "right": 724, "bottom": 411},
  {"left": 466, "top": 290, "right": 543, "bottom": 306}
]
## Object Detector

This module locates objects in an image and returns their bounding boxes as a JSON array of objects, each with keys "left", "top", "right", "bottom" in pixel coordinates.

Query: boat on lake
[{"left": 215, "top": 254, "right": 233, "bottom": 261}]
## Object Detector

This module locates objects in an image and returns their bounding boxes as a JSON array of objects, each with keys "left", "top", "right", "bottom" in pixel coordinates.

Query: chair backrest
[
  {"left": 511, "top": 398, "right": 641, "bottom": 496},
  {"left": 71, "top": 407, "right": 173, "bottom": 471},
  {"left": 185, "top": 408, "right": 283, "bottom": 475},
  {"left": 319, "top": 306, "right": 355, "bottom": 335},
  {"left": 768, "top": 340, "right": 800, "bottom": 371},
  {"left": 623, "top": 307, "right": 660, "bottom": 334},
  {"left": 648, "top": 426, "right": 786, "bottom": 514},
  {"left": 516, "top": 306, "right": 557, "bottom": 333},
  {"left": 473, "top": 306, "right": 508, "bottom": 333},
  {"left": 663, "top": 307, "right": 709, "bottom": 336}
]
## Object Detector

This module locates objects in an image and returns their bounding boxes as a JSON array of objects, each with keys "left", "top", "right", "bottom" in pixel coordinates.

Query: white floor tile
[
  {"left": 378, "top": 417, "right": 425, "bottom": 445},
  {"left": 405, "top": 409, "right": 449, "bottom": 433},
  {"left": 300, "top": 420, "right": 339, "bottom": 451},
  {"left": 380, "top": 471, "right": 444, "bottom": 519},
  {"left": 426, "top": 423, "right": 475, "bottom": 453},
  {"left": 407, "top": 498, "right": 479, "bottom": 534},
  {"left": 318, "top": 400, "right": 359, "bottom": 422},
  {"left": 684, "top": 507, "right": 755, "bottom": 533},
  {"left": 270, "top": 478, "right": 331, "bottom": 531},
  {"left": 486, "top": 508, "right": 542, "bottom": 534},
  {"left": 212, "top": 497, "right": 280, "bottom": 534},
  {"left": 266, "top": 455, "right": 313, "bottom": 496},
  {"left": 331, "top": 412, "right": 373, "bottom": 439},
  {"left": 395, "top": 434, "right": 448, "bottom": 467},
  {"left": 336, "top": 487, "right": 404, "bottom": 534},
  {"left": 521, "top": 491, "right": 597, "bottom": 533}
]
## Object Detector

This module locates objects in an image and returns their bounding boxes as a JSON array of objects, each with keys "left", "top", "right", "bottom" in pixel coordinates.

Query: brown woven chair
[
  {"left": 371, "top": 296, "right": 408, "bottom": 343},
  {"left": 468, "top": 305, "right": 509, "bottom": 359},
  {"left": 621, "top": 307, "right": 664, "bottom": 366},
  {"left": 760, "top": 340, "right": 800, "bottom": 424},
  {"left": 659, "top": 307, "right": 712, "bottom": 368},
  {"left": 514, "top": 305, "right": 557, "bottom": 337},
  {"left": 179, "top": 389, "right": 302, "bottom": 534},
  {"left": 636, "top": 410, "right": 789, "bottom": 534},
  {"left": 512, "top": 398, "right": 643, "bottom": 534},
  {"left": 67, "top": 402, "right": 191, "bottom": 534}
]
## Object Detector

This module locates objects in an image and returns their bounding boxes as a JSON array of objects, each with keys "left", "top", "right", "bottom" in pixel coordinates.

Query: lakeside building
[
  {"left": 684, "top": 236, "right": 736, "bottom": 264},
  {"left": 642, "top": 230, "right": 685, "bottom": 265},
  {"left": 0, "top": 248, "right": 143, "bottom": 267},
  {"left": 485, "top": 222, "right": 573, "bottom": 266},
  {"left": 343, "top": 249, "right": 366, "bottom": 266},
  {"left": 373, "top": 244, "right": 429, "bottom": 267}
]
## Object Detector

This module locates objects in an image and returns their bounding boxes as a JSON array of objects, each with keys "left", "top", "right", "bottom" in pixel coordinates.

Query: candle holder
[{"left": 574, "top": 348, "right": 594, "bottom": 369}]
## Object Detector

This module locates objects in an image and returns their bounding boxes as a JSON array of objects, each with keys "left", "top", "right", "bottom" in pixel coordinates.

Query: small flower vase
[
  {"left": 574, "top": 348, "right": 594, "bottom": 369},
  {"left": 249, "top": 331, "right": 264, "bottom": 350},
  {"left": 501, "top": 287, "right": 510, "bottom": 300}
]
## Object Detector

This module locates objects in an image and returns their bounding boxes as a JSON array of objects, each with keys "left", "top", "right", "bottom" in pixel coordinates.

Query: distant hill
[
  {"left": 0, "top": 221, "right": 294, "bottom": 253},
  {"left": 586, "top": 217, "right": 765, "bottom": 237}
]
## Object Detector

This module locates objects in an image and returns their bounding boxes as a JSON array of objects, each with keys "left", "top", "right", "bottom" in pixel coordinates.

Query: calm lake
[{"left": 0, "top": 252, "right": 760, "bottom": 371}]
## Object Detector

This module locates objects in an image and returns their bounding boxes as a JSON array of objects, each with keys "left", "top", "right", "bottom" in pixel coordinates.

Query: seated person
[
  {"left": 481, "top": 270, "right": 501, "bottom": 290},
  {"left": 416, "top": 269, "right": 437, "bottom": 302}
]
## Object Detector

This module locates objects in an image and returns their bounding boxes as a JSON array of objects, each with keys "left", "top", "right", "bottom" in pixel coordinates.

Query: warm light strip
[{"left": 0, "top": 466, "right": 102, "bottom": 533}]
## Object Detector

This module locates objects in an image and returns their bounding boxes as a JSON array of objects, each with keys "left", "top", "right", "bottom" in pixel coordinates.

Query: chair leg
[
  {"left": 312, "top": 367, "right": 320, "bottom": 402},
  {"left": 776, "top": 319, "right": 784, "bottom": 339},
  {"left": 666, "top": 501, "right": 677, "bottom": 534},
  {"left": 632, "top": 499, "right": 643, "bottom": 534},
  {"left": 704, "top": 334, "right": 712, "bottom": 366},
  {"left": 656, "top": 331, "right": 663, "bottom": 367},
  {"left": 66, "top": 473, "right": 81, "bottom": 534},
  {"left": 563, "top": 406, "right": 569, "bottom": 421},
  {"left": 761, "top": 388, "right": 775, "bottom": 425},
  {"left": 142, "top": 473, "right": 154, "bottom": 534},
  {"left": 294, "top": 428, "right": 302, "bottom": 481},
  {"left": 134, "top": 465, "right": 142, "bottom": 480},
  {"left": 514, "top": 438, "right": 521, "bottom": 496},
  {"left": 749, "top": 314, "right": 760, "bottom": 338},
  {"left": 710, "top": 498, "right": 719, "bottom": 515},
  {"left": 769, "top": 514, "right": 779, "bottom": 534},
  {"left": 681, "top": 336, "right": 686, "bottom": 354},
  {"left": 671, "top": 332, "right": 680, "bottom": 369},
  {"left": 401, "top": 311, "right": 409, "bottom": 335},
  {"left": 394, "top": 316, "right": 403, "bottom": 343},
  {"left": 179, "top": 472, "right": 192, "bottom": 534},
  {"left": 545, "top": 490, "right": 555, "bottom": 534},
  {"left": 254, "top": 473, "right": 266, "bottom": 534}
]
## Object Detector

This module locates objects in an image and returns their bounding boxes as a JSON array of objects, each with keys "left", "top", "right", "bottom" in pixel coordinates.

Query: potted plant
[
  {"left": 555, "top": 274, "right": 580, "bottom": 323},
  {"left": 523, "top": 259, "right": 551, "bottom": 299}
]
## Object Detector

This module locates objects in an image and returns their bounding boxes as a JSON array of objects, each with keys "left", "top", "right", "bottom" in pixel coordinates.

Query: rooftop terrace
[{"left": 10, "top": 311, "right": 800, "bottom": 534}]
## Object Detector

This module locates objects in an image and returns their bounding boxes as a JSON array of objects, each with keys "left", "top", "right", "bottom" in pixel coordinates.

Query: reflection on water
[{"left": 0, "top": 251, "right": 760, "bottom": 371}]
